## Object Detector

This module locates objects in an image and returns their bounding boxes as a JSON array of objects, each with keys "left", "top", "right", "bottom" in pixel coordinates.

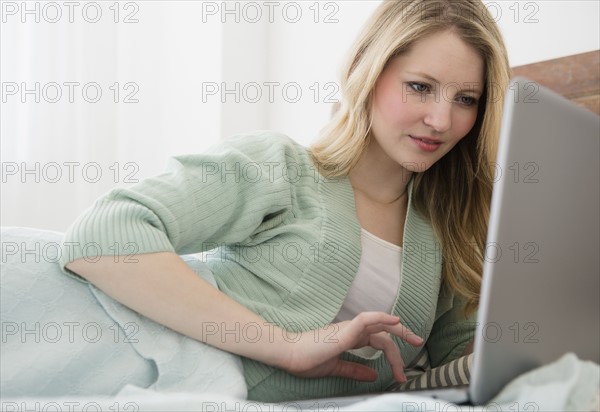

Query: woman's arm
[{"left": 67, "top": 252, "right": 423, "bottom": 383}]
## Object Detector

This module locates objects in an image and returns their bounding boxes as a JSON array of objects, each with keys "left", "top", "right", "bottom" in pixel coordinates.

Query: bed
[
  {"left": 511, "top": 50, "right": 599, "bottom": 116},
  {"left": 1, "top": 51, "right": 599, "bottom": 411}
]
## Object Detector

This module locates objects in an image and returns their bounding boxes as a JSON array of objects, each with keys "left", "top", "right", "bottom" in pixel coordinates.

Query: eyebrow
[{"left": 405, "top": 71, "right": 483, "bottom": 95}]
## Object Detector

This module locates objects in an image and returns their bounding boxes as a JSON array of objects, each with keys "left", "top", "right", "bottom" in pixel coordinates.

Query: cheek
[
  {"left": 373, "top": 87, "right": 419, "bottom": 130},
  {"left": 453, "top": 111, "right": 479, "bottom": 141}
]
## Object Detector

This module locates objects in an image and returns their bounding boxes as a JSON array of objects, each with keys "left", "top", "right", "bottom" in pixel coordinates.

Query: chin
[{"left": 398, "top": 158, "right": 434, "bottom": 174}]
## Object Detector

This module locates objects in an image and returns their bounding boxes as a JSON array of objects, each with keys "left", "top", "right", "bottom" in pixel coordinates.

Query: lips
[
  {"left": 409, "top": 135, "right": 443, "bottom": 152},
  {"left": 410, "top": 136, "right": 442, "bottom": 144}
]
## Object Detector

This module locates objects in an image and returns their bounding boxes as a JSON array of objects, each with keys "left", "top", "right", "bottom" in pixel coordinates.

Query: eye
[
  {"left": 457, "top": 95, "right": 478, "bottom": 106},
  {"left": 407, "top": 82, "right": 431, "bottom": 93}
]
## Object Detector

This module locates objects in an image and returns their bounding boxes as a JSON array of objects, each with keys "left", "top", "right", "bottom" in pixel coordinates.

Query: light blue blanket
[{"left": 1, "top": 227, "right": 246, "bottom": 398}]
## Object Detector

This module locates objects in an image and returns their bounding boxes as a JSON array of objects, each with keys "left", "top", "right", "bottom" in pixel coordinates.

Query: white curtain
[
  {"left": 1, "top": 1, "right": 380, "bottom": 232},
  {"left": 2, "top": 2, "right": 225, "bottom": 232}
]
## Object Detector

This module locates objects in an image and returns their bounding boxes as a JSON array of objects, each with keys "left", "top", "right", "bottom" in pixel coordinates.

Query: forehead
[{"left": 389, "top": 30, "right": 485, "bottom": 91}]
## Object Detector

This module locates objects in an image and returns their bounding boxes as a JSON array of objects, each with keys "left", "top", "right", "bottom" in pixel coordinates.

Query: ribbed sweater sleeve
[{"left": 59, "top": 131, "right": 296, "bottom": 275}]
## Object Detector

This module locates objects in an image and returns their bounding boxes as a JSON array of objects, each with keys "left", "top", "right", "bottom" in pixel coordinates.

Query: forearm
[{"left": 66, "top": 252, "right": 290, "bottom": 368}]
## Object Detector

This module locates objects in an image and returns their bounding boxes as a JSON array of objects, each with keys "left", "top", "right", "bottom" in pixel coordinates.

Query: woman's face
[{"left": 370, "top": 30, "right": 485, "bottom": 173}]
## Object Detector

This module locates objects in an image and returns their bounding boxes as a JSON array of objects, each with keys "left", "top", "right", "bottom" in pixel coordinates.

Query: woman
[{"left": 61, "top": 0, "right": 510, "bottom": 402}]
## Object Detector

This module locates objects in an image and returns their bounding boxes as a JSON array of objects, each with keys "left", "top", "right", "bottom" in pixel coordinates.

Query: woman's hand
[{"left": 281, "top": 312, "right": 423, "bottom": 383}]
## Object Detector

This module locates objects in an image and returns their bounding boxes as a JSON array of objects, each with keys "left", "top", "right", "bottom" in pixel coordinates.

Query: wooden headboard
[{"left": 511, "top": 50, "right": 600, "bottom": 115}]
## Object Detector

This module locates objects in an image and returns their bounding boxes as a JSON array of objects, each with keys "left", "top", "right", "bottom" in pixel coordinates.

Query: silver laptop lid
[{"left": 469, "top": 77, "right": 600, "bottom": 405}]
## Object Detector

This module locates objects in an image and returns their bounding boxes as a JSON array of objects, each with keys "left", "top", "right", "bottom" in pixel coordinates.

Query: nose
[{"left": 423, "top": 99, "right": 452, "bottom": 134}]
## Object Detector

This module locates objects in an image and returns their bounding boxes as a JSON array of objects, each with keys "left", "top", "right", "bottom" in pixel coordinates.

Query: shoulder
[
  {"left": 223, "top": 130, "right": 299, "bottom": 146},
  {"left": 171, "top": 131, "right": 310, "bottom": 170},
  {"left": 214, "top": 130, "right": 306, "bottom": 157},
  {"left": 163, "top": 131, "right": 321, "bottom": 196}
]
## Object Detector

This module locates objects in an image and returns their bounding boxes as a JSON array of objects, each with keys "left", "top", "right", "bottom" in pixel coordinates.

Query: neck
[{"left": 349, "top": 140, "right": 413, "bottom": 205}]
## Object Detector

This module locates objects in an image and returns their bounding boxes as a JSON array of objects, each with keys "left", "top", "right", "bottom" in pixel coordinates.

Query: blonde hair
[{"left": 309, "top": 0, "right": 511, "bottom": 315}]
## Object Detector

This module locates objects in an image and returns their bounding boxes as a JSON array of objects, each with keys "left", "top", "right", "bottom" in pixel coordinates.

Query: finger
[
  {"left": 356, "top": 312, "right": 402, "bottom": 326},
  {"left": 337, "top": 314, "right": 399, "bottom": 350},
  {"left": 330, "top": 360, "right": 378, "bottom": 382},
  {"left": 357, "top": 318, "right": 423, "bottom": 347},
  {"left": 347, "top": 312, "right": 401, "bottom": 339},
  {"left": 369, "top": 332, "right": 407, "bottom": 383},
  {"left": 343, "top": 313, "right": 423, "bottom": 350},
  {"left": 383, "top": 322, "right": 424, "bottom": 347}
]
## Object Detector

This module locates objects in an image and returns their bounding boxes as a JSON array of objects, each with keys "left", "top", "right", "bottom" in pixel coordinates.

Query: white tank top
[{"left": 334, "top": 228, "right": 403, "bottom": 322}]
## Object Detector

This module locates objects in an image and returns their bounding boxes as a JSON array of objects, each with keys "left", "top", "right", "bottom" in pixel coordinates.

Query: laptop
[
  {"left": 288, "top": 77, "right": 600, "bottom": 407},
  {"left": 468, "top": 76, "right": 599, "bottom": 404}
]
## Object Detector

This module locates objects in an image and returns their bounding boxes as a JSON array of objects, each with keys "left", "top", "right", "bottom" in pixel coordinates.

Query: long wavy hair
[{"left": 309, "top": 0, "right": 511, "bottom": 315}]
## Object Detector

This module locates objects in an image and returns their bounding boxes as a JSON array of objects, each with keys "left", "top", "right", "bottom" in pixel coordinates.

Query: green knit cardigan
[{"left": 60, "top": 130, "right": 476, "bottom": 401}]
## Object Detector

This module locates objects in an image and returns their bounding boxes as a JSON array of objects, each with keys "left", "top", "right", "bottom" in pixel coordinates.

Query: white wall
[
  {"left": 262, "top": 0, "right": 600, "bottom": 146},
  {"left": 484, "top": 0, "right": 599, "bottom": 66},
  {"left": 1, "top": 1, "right": 224, "bottom": 231},
  {"left": 217, "top": 1, "right": 382, "bottom": 141},
  {"left": 1, "top": 1, "right": 598, "bottom": 232}
]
